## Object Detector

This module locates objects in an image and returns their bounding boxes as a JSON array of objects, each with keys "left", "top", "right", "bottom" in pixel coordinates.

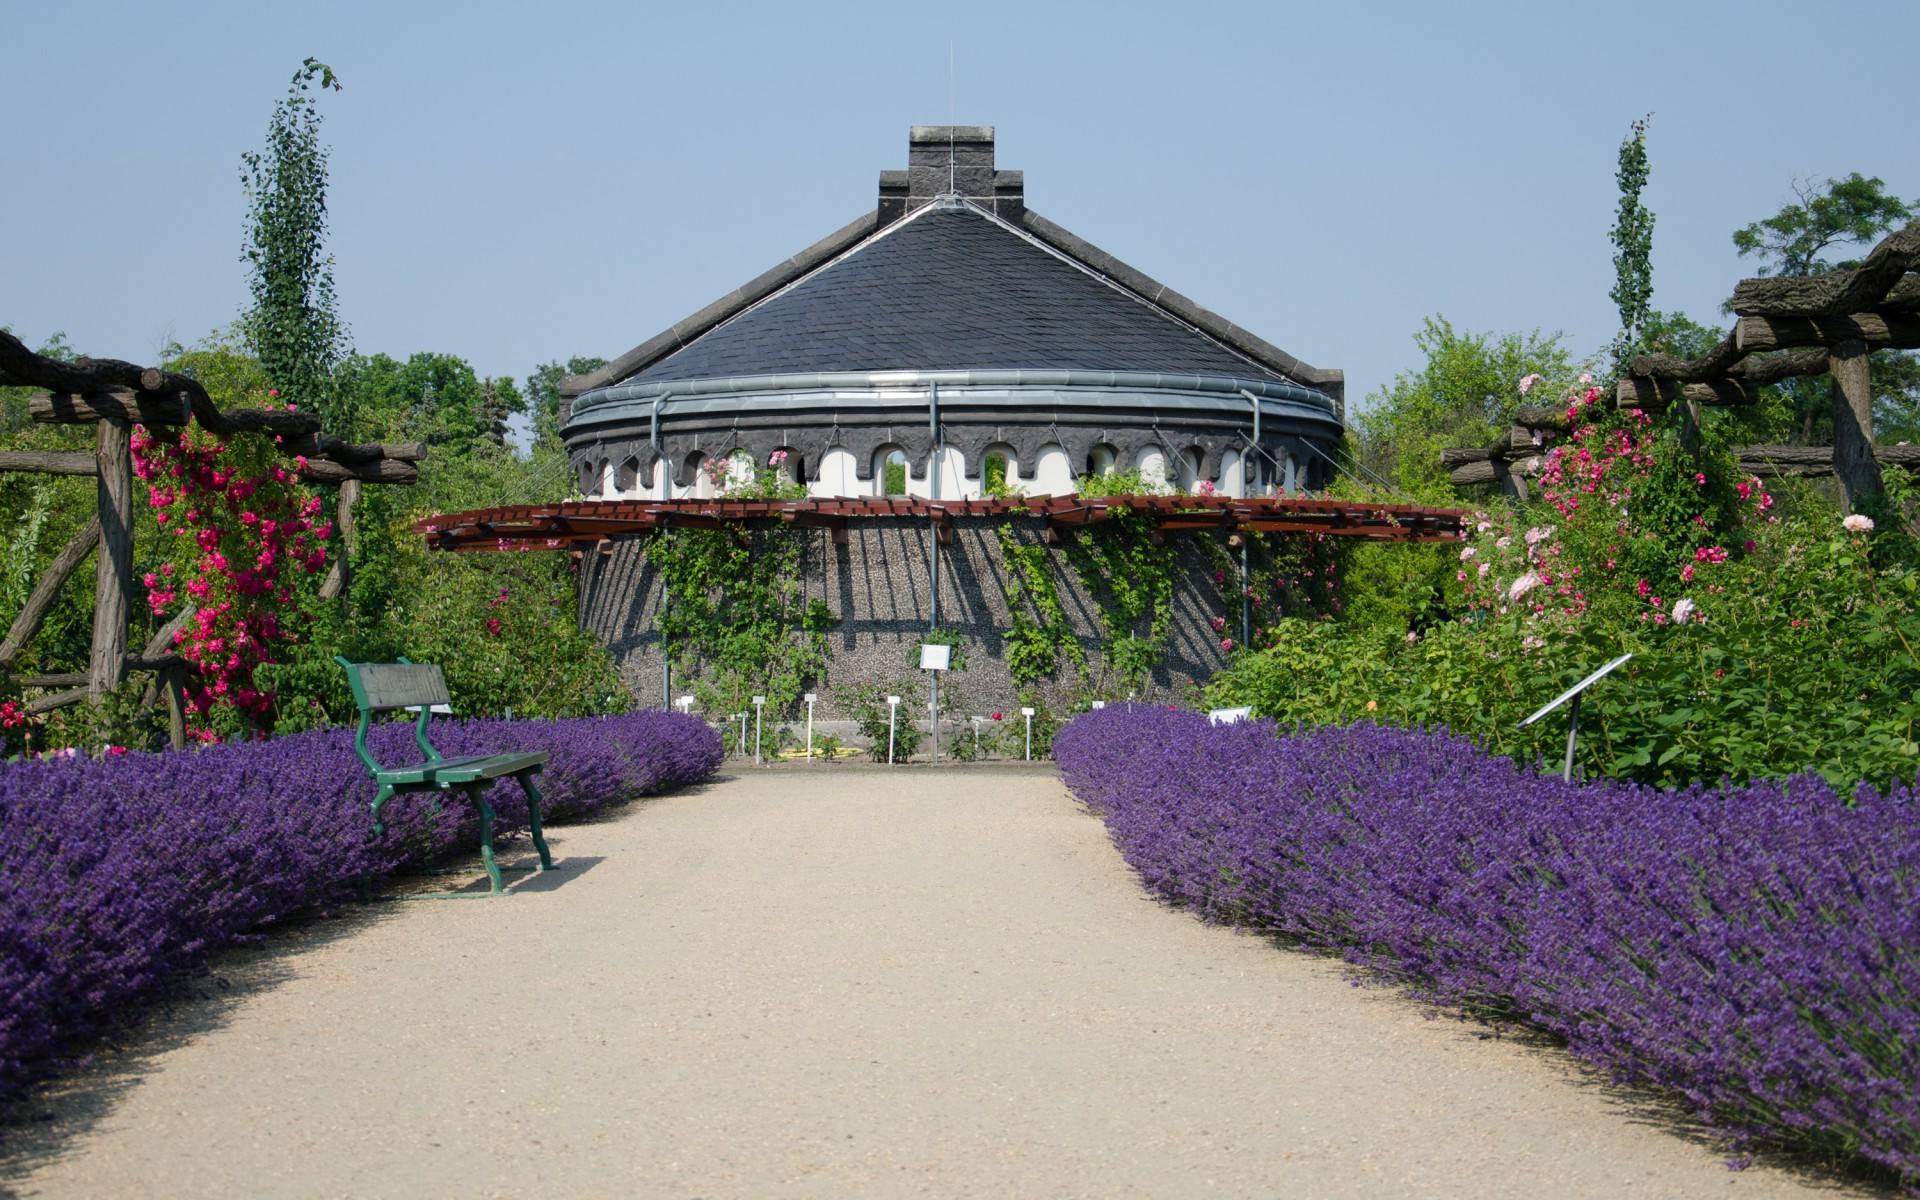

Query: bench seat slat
[{"left": 373, "top": 751, "right": 549, "bottom": 786}]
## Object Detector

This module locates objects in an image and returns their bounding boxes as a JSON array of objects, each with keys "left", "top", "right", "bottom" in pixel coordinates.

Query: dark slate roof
[{"left": 623, "top": 204, "right": 1287, "bottom": 385}]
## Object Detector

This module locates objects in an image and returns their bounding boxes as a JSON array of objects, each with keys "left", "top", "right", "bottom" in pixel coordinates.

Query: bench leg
[
  {"left": 466, "top": 786, "right": 506, "bottom": 894},
  {"left": 517, "top": 770, "right": 555, "bottom": 871},
  {"left": 370, "top": 783, "right": 395, "bottom": 836}
]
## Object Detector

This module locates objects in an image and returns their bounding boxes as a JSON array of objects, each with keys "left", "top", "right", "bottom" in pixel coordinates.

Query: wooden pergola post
[
  {"left": 1830, "top": 338, "right": 1883, "bottom": 511},
  {"left": 88, "top": 416, "right": 133, "bottom": 698}
]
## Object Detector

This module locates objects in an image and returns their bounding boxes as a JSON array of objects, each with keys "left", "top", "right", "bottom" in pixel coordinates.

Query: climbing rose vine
[{"left": 131, "top": 410, "right": 330, "bottom": 739}]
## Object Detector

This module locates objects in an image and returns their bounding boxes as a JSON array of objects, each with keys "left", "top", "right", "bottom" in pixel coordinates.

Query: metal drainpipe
[
  {"left": 1241, "top": 393, "right": 1261, "bottom": 649},
  {"left": 661, "top": 577, "right": 671, "bottom": 710},
  {"left": 928, "top": 382, "right": 941, "bottom": 758},
  {"left": 928, "top": 381, "right": 940, "bottom": 630}
]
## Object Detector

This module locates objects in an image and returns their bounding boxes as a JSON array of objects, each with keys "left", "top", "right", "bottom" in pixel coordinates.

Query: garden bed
[
  {"left": 0, "top": 712, "right": 721, "bottom": 1106},
  {"left": 1054, "top": 706, "right": 1920, "bottom": 1184}
]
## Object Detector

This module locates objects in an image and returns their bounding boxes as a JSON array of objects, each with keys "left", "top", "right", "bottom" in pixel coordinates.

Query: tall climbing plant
[
  {"left": 241, "top": 58, "right": 351, "bottom": 434},
  {"left": 1608, "top": 116, "right": 1655, "bottom": 371}
]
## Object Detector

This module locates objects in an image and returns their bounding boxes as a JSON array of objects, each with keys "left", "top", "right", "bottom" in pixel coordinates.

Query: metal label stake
[{"left": 1519, "top": 653, "right": 1633, "bottom": 782}]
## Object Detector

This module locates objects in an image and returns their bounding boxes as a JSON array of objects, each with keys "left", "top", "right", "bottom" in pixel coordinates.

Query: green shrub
[{"left": 840, "top": 676, "right": 925, "bottom": 762}]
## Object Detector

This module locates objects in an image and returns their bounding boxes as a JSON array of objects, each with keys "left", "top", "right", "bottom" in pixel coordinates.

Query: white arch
[
  {"left": 1218, "top": 448, "right": 1244, "bottom": 498},
  {"left": 926, "top": 445, "right": 967, "bottom": 499},
  {"left": 1136, "top": 447, "right": 1169, "bottom": 491},
  {"left": 724, "top": 449, "right": 754, "bottom": 491},
  {"left": 688, "top": 453, "right": 716, "bottom": 499},
  {"left": 812, "top": 446, "right": 863, "bottom": 497},
  {"left": 1174, "top": 448, "right": 1202, "bottom": 494},
  {"left": 1031, "top": 444, "right": 1074, "bottom": 496}
]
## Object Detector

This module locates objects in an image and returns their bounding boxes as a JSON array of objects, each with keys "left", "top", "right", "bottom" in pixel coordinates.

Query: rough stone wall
[{"left": 576, "top": 517, "right": 1234, "bottom": 720}]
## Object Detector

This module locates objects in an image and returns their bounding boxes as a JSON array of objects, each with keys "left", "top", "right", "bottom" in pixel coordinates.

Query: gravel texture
[{"left": 2, "top": 764, "right": 1871, "bottom": 1198}]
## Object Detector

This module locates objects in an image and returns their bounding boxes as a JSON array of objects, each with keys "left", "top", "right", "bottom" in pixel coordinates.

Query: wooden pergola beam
[
  {"left": 1734, "top": 272, "right": 1920, "bottom": 317},
  {"left": 28, "top": 390, "right": 191, "bottom": 427},
  {"left": 1734, "top": 311, "right": 1920, "bottom": 354},
  {"left": 1613, "top": 376, "right": 1760, "bottom": 410},
  {"left": 0, "top": 451, "right": 99, "bottom": 476}
]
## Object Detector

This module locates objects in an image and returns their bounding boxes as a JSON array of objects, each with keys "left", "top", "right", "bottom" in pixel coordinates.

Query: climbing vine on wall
[
  {"left": 645, "top": 455, "right": 834, "bottom": 716},
  {"left": 1195, "top": 529, "right": 1345, "bottom": 655},
  {"left": 995, "top": 519, "right": 1084, "bottom": 688},
  {"left": 995, "top": 471, "right": 1182, "bottom": 693}
]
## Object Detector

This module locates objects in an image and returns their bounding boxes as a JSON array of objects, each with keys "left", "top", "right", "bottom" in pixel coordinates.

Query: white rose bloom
[
  {"left": 1671, "top": 598, "right": 1697, "bottom": 623},
  {"left": 1508, "top": 573, "right": 1540, "bottom": 602},
  {"left": 1843, "top": 514, "right": 1875, "bottom": 534}
]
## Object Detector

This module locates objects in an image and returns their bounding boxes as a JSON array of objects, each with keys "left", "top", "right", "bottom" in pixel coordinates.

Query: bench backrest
[
  {"left": 348, "top": 662, "right": 450, "bottom": 712},
  {"left": 335, "top": 656, "right": 449, "bottom": 774}
]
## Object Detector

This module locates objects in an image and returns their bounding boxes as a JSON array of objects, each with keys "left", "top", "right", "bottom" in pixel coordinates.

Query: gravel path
[{"left": 3, "top": 765, "right": 1870, "bottom": 1198}]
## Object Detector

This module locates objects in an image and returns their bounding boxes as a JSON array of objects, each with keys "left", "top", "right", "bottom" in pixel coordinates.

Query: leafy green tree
[
  {"left": 1353, "top": 316, "right": 1572, "bottom": 501},
  {"left": 241, "top": 59, "right": 350, "bottom": 433},
  {"left": 1609, "top": 117, "right": 1654, "bottom": 368},
  {"left": 1733, "top": 173, "right": 1913, "bottom": 278},
  {"left": 1732, "top": 174, "right": 1918, "bottom": 443},
  {"left": 338, "top": 351, "right": 523, "bottom": 456},
  {"left": 525, "top": 356, "right": 608, "bottom": 453}
]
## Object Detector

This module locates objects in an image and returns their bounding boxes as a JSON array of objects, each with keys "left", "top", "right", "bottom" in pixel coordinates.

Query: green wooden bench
[{"left": 336, "top": 656, "right": 554, "bottom": 895}]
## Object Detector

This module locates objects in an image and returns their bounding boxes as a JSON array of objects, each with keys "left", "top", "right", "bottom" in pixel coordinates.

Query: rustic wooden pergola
[
  {"left": 0, "top": 331, "right": 421, "bottom": 747},
  {"left": 1444, "top": 223, "right": 1920, "bottom": 505}
]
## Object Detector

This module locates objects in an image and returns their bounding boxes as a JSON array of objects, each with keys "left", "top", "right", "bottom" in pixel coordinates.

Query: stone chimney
[{"left": 879, "top": 126, "right": 1024, "bottom": 227}]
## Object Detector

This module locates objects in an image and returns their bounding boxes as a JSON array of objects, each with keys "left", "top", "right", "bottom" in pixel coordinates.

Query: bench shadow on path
[{"left": 1241, "top": 929, "right": 1899, "bottom": 1198}]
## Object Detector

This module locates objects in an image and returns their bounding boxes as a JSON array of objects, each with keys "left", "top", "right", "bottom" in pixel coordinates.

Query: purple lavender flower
[
  {"left": 1055, "top": 707, "right": 1920, "bottom": 1181},
  {"left": 0, "top": 713, "right": 720, "bottom": 1105}
]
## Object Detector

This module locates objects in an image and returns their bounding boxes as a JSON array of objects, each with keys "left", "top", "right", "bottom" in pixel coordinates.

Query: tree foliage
[
  {"left": 240, "top": 59, "right": 350, "bottom": 434},
  {"left": 1609, "top": 116, "right": 1655, "bottom": 366},
  {"left": 1733, "top": 172, "right": 1914, "bottom": 279},
  {"left": 525, "top": 357, "right": 608, "bottom": 454},
  {"left": 1353, "top": 316, "right": 1572, "bottom": 501}
]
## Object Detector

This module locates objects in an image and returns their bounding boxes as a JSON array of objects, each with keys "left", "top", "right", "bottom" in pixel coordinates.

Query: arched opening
[
  {"left": 768, "top": 446, "right": 801, "bottom": 484},
  {"left": 983, "top": 452, "right": 1009, "bottom": 494},
  {"left": 979, "top": 441, "right": 1018, "bottom": 496},
  {"left": 1087, "top": 444, "right": 1118, "bottom": 479},
  {"left": 875, "top": 445, "right": 909, "bottom": 496},
  {"left": 614, "top": 456, "right": 640, "bottom": 496}
]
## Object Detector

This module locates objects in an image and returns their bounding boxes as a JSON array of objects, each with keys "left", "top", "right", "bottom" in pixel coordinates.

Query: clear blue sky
[{"left": 6, "top": 0, "right": 1917, "bottom": 417}]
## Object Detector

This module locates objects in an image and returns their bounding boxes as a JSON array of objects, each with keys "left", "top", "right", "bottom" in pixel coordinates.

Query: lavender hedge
[
  {"left": 1055, "top": 707, "right": 1920, "bottom": 1181},
  {"left": 0, "top": 712, "right": 721, "bottom": 1104}
]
